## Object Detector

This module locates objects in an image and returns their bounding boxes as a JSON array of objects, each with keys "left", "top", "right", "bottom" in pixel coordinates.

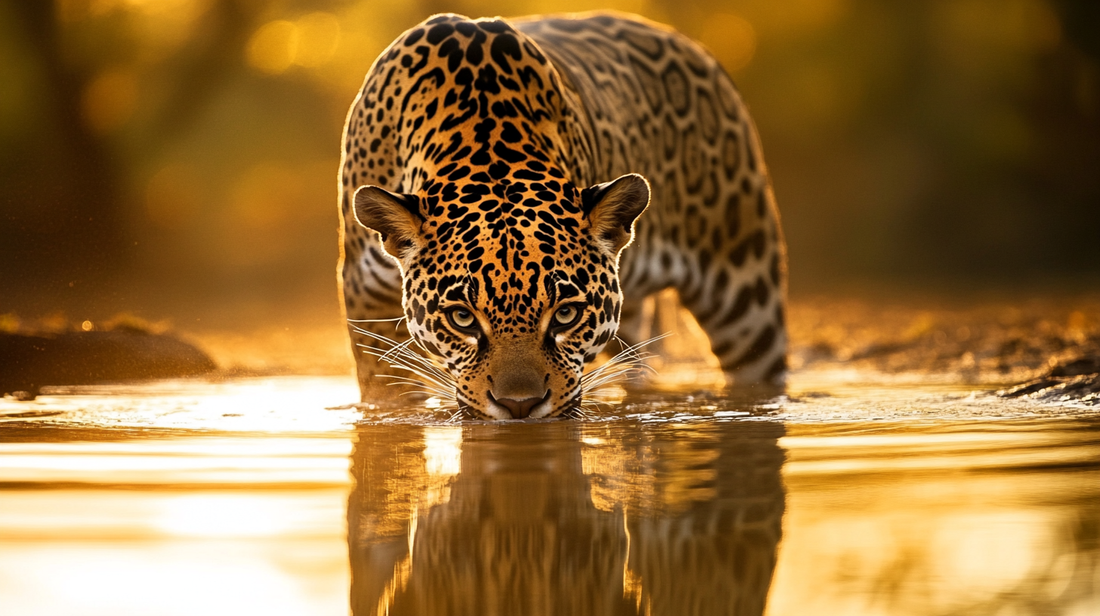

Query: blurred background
[{"left": 1, "top": 0, "right": 1098, "bottom": 370}]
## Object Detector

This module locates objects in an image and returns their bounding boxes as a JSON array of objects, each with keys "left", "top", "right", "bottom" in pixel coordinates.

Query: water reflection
[
  {"left": 3, "top": 379, "right": 1098, "bottom": 615},
  {"left": 348, "top": 419, "right": 785, "bottom": 616}
]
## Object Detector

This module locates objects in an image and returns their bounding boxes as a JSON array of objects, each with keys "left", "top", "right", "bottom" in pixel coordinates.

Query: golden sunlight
[
  {"left": 0, "top": 438, "right": 351, "bottom": 486},
  {"left": 146, "top": 164, "right": 202, "bottom": 230},
  {"left": 81, "top": 69, "right": 138, "bottom": 134},
  {"left": 422, "top": 426, "right": 462, "bottom": 477},
  {"left": 293, "top": 12, "right": 341, "bottom": 68},
  {"left": 1, "top": 542, "right": 348, "bottom": 616},
  {"left": 246, "top": 12, "right": 342, "bottom": 75},
  {"left": 747, "top": 0, "right": 850, "bottom": 38},
  {"left": 156, "top": 494, "right": 309, "bottom": 537},
  {"left": 247, "top": 20, "right": 299, "bottom": 74},
  {"left": 699, "top": 13, "right": 757, "bottom": 72},
  {"left": 229, "top": 163, "right": 304, "bottom": 232},
  {"left": 6, "top": 1, "right": 1100, "bottom": 613}
]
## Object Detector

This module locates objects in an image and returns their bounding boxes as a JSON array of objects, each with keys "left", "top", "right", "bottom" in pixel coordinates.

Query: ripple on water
[
  {"left": 2, "top": 370, "right": 1097, "bottom": 433},
  {"left": 1, "top": 371, "right": 1098, "bottom": 616}
]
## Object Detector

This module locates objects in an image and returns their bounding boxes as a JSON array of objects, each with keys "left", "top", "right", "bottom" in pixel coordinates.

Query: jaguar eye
[
  {"left": 552, "top": 305, "right": 581, "bottom": 327},
  {"left": 448, "top": 308, "right": 476, "bottom": 331}
]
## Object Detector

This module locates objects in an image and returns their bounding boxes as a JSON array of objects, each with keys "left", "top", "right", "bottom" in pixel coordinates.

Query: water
[{"left": 1, "top": 374, "right": 1098, "bottom": 616}]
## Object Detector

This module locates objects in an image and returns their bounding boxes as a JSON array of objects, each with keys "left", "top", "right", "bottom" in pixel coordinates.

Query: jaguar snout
[{"left": 487, "top": 389, "right": 552, "bottom": 419}]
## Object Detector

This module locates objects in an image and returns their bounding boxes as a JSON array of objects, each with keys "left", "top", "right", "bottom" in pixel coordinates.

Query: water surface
[{"left": 1, "top": 374, "right": 1097, "bottom": 615}]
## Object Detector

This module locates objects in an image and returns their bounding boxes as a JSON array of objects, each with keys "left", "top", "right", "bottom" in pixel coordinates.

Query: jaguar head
[{"left": 353, "top": 173, "right": 649, "bottom": 419}]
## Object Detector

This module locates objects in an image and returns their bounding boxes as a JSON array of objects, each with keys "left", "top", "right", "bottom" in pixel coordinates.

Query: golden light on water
[
  {"left": 3, "top": 377, "right": 1099, "bottom": 614},
  {"left": 1, "top": 542, "right": 349, "bottom": 616},
  {"left": 0, "top": 416, "right": 352, "bottom": 616},
  {"left": 0, "top": 376, "right": 362, "bottom": 433},
  {"left": 422, "top": 426, "right": 462, "bottom": 478},
  {"left": 156, "top": 494, "right": 313, "bottom": 537},
  {"left": 771, "top": 454, "right": 1099, "bottom": 616},
  {"left": 0, "top": 438, "right": 350, "bottom": 485},
  {"left": 0, "top": 488, "right": 348, "bottom": 540}
]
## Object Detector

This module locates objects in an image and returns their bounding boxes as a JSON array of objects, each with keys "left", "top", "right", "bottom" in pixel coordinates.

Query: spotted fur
[{"left": 339, "top": 12, "right": 787, "bottom": 419}]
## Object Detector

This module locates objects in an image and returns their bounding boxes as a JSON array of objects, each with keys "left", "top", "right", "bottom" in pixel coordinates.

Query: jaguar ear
[
  {"left": 581, "top": 173, "right": 651, "bottom": 255},
  {"left": 353, "top": 185, "right": 425, "bottom": 261}
]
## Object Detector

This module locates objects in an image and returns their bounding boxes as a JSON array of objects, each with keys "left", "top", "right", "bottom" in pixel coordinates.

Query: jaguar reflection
[{"left": 348, "top": 419, "right": 785, "bottom": 616}]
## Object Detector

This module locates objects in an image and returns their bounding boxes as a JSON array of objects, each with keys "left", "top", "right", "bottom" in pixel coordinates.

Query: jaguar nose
[{"left": 489, "top": 390, "right": 551, "bottom": 419}]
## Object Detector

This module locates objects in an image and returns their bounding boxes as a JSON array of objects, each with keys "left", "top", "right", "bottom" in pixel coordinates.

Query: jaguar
[{"left": 338, "top": 11, "right": 787, "bottom": 419}]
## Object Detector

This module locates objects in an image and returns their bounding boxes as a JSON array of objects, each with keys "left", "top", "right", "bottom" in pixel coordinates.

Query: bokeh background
[{"left": 2, "top": 0, "right": 1098, "bottom": 368}]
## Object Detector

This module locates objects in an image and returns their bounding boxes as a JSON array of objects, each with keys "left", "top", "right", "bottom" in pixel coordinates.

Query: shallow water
[{"left": 1, "top": 373, "right": 1098, "bottom": 616}]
